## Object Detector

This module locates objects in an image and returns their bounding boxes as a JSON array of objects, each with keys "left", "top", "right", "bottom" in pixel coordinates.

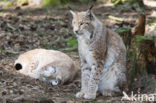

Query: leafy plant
[
  {"left": 110, "top": 0, "right": 122, "bottom": 5},
  {"left": 7, "top": 2, "right": 14, "bottom": 7},
  {"left": 42, "top": 43, "right": 52, "bottom": 49},
  {"left": 52, "top": 45, "right": 59, "bottom": 50},
  {"left": 67, "top": 37, "right": 77, "bottom": 48},
  {"left": 43, "top": 0, "right": 61, "bottom": 8},
  {"left": 117, "top": 27, "right": 130, "bottom": 34},
  {"left": 62, "top": 37, "right": 78, "bottom": 51},
  {"left": 135, "top": 35, "right": 153, "bottom": 44}
]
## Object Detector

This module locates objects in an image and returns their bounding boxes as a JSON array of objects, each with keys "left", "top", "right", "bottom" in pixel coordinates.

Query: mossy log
[
  {"left": 137, "top": 37, "right": 156, "bottom": 74},
  {"left": 119, "top": 14, "right": 155, "bottom": 86},
  {"left": 127, "top": 36, "right": 156, "bottom": 87},
  {"left": 117, "top": 27, "right": 131, "bottom": 49}
]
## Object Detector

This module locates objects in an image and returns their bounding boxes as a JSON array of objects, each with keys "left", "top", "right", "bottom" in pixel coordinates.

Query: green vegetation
[
  {"left": 1, "top": 0, "right": 95, "bottom": 8},
  {"left": 23, "top": 101, "right": 33, "bottom": 103},
  {"left": 117, "top": 27, "right": 130, "bottom": 34},
  {"left": 43, "top": 0, "right": 94, "bottom": 7},
  {"left": 110, "top": 0, "right": 144, "bottom": 7},
  {"left": 117, "top": 27, "right": 131, "bottom": 48},
  {"left": 17, "top": 0, "right": 28, "bottom": 3},
  {"left": 89, "top": 101, "right": 101, "bottom": 103},
  {"left": 148, "top": 17, "right": 156, "bottom": 24},
  {"left": 136, "top": 35, "right": 153, "bottom": 44},
  {"left": 127, "top": 35, "right": 155, "bottom": 86},
  {"left": 0, "top": 98, "right": 2, "bottom": 103},
  {"left": 43, "top": 43, "right": 52, "bottom": 49},
  {"left": 63, "top": 37, "right": 78, "bottom": 51},
  {"left": 110, "top": 0, "right": 122, "bottom": 5},
  {"left": 78, "top": 0, "right": 92, "bottom": 3},
  {"left": 6, "top": 2, "right": 14, "bottom": 7},
  {"left": 43, "top": 0, "right": 61, "bottom": 8},
  {"left": 67, "top": 37, "right": 77, "bottom": 48}
]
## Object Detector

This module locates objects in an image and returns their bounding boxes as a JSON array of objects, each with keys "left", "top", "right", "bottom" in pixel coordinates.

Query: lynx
[
  {"left": 14, "top": 49, "right": 78, "bottom": 85},
  {"left": 70, "top": 7, "right": 127, "bottom": 99}
]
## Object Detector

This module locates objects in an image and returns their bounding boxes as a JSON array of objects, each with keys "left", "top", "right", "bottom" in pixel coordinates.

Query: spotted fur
[{"left": 70, "top": 9, "right": 127, "bottom": 99}]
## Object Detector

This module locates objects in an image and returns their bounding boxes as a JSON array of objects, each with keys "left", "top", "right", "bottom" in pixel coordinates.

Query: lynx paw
[
  {"left": 50, "top": 80, "right": 59, "bottom": 86},
  {"left": 84, "top": 93, "right": 96, "bottom": 99},
  {"left": 76, "top": 91, "right": 84, "bottom": 98}
]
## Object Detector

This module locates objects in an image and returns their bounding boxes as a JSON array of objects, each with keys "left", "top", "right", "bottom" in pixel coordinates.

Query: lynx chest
[{"left": 78, "top": 35, "right": 94, "bottom": 66}]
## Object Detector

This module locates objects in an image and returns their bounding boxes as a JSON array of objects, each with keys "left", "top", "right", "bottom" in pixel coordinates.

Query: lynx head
[{"left": 70, "top": 6, "right": 96, "bottom": 36}]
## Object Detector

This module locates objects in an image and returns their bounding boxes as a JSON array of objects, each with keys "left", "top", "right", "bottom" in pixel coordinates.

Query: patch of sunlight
[
  {"left": 96, "top": 2, "right": 114, "bottom": 9},
  {"left": 144, "top": 0, "right": 156, "bottom": 7},
  {"left": 146, "top": 17, "right": 156, "bottom": 37},
  {"left": 151, "top": 11, "right": 156, "bottom": 17}
]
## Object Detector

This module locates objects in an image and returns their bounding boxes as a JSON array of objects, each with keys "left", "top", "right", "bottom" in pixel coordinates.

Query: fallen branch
[{"left": 108, "top": 15, "right": 124, "bottom": 22}]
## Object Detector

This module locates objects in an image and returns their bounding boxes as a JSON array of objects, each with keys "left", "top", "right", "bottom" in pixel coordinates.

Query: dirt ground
[{"left": 0, "top": 1, "right": 156, "bottom": 103}]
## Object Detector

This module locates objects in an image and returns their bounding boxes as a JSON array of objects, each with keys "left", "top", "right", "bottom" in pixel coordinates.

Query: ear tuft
[
  {"left": 86, "top": 5, "right": 94, "bottom": 20},
  {"left": 86, "top": 10, "right": 93, "bottom": 20},
  {"left": 15, "top": 63, "right": 22, "bottom": 70},
  {"left": 89, "top": 4, "right": 94, "bottom": 11}
]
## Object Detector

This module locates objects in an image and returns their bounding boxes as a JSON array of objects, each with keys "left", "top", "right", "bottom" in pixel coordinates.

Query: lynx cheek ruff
[{"left": 14, "top": 49, "right": 78, "bottom": 85}]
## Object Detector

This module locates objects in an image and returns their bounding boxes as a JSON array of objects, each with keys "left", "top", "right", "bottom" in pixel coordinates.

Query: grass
[
  {"left": 135, "top": 35, "right": 153, "bottom": 45},
  {"left": 67, "top": 37, "right": 77, "bottom": 48},
  {"left": 42, "top": 43, "right": 53, "bottom": 49},
  {"left": 117, "top": 27, "right": 131, "bottom": 34},
  {"left": 64, "top": 37, "right": 78, "bottom": 51}
]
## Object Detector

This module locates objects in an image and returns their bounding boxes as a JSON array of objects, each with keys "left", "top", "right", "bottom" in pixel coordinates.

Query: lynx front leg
[
  {"left": 76, "top": 63, "right": 90, "bottom": 98},
  {"left": 84, "top": 64, "right": 102, "bottom": 99}
]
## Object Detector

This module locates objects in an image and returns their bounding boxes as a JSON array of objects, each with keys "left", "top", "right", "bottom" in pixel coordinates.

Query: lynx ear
[
  {"left": 86, "top": 5, "right": 94, "bottom": 20},
  {"left": 70, "top": 10, "right": 76, "bottom": 17}
]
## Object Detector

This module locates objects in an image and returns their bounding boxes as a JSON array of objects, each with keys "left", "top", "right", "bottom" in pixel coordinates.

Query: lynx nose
[
  {"left": 75, "top": 30, "right": 78, "bottom": 33},
  {"left": 75, "top": 30, "right": 78, "bottom": 34}
]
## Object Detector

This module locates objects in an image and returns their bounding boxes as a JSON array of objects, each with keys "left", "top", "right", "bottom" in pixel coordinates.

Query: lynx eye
[
  {"left": 85, "top": 23, "right": 89, "bottom": 25},
  {"left": 80, "top": 23, "right": 83, "bottom": 26}
]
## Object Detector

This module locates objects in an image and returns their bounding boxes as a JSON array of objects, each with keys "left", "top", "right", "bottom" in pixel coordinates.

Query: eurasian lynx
[
  {"left": 70, "top": 7, "right": 127, "bottom": 99},
  {"left": 14, "top": 49, "right": 78, "bottom": 85}
]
